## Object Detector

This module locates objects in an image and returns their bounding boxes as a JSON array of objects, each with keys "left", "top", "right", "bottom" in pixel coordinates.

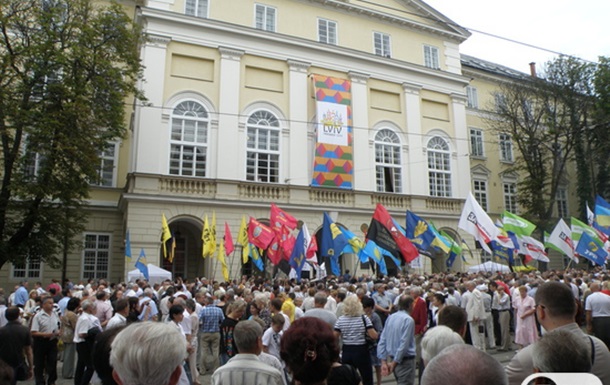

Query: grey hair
[
  {"left": 532, "top": 330, "right": 592, "bottom": 373},
  {"left": 80, "top": 299, "right": 96, "bottom": 312},
  {"left": 421, "top": 344, "right": 507, "bottom": 385},
  {"left": 110, "top": 322, "right": 186, "bottom": 385},
  {"left": 313, "top": 293, "right": 327, "bottom": 305},
  {"left": 421, "top": 325, "right": 464, "bottom": 365},
  {"left": 234, "top": 320, "right": 263, "bottom": 353}
]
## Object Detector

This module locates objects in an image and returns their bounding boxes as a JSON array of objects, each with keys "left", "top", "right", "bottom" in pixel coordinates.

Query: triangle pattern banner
[{"left": 311, "top": 74, "right": 353, "bottom": 189}]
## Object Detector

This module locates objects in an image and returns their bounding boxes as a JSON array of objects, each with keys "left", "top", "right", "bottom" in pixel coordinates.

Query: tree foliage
[{"left": 0, "top": 0, "right": 144, "bottom": 270}]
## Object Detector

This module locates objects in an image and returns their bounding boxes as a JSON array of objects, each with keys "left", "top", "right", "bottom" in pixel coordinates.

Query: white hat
[{"left": 476, "top": 284, "right": 488, "bottom": 291}]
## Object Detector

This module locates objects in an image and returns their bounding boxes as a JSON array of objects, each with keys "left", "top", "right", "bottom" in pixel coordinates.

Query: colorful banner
[{"left": 312, "top": 75, "right": 353, "bottom": 189}]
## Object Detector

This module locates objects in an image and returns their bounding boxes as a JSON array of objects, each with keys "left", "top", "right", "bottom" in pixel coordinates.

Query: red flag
[
  {"left": 248, "top": 217, "right": 275, "bottom": 249},
  {"left": 270, "top": 203, "right": 297, "bottom": 231},
  {"left": 267, "top": 238, "right": 283, "bottom": 265},
  {"left": 224, "top": 222, "right": 234, "bottom": 256},
  {"left": 369, "top": 204, "right": 419, "bottom": 263}
]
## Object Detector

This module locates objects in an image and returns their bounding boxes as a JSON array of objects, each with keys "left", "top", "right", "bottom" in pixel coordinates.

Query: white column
[
  {"left": 132, "top": 34, "right": 171, "bottom": 174},
  {"left": 451, "top": 93, "right": 471, "bottom": 198},
  {"left": 216, "top": 47, "right": 244, "bottom": 180},
  {"left": 287, "top": 60, "right": 311, "bottom": 186},
  {"left": 403, "top": 82, "right": 426, "bottom": 195},
  {"left": 349, "top": 71, "right": 372, "bottom": 191}
]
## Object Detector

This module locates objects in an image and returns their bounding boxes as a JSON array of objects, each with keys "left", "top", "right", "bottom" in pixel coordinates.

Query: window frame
[
  {"left": 469, "top": 128, "right": 485, "bottom": 158},
  {"left": 374, "top": 128, "right": 402, "bottom": 193},
  {"left": 499, "top": 133, "right": 514, "bottom": 162},
  {"left": 254, "top": 3, "right": 277, "bottom": 32},
  {"left": 246, "top": 109, "right": 281, "bottom": 183},
  {"left": 82, "top": 232, "right": 111, "bottom": 280},
  {"left": 473, "top": 179, "right": 488, "bottom": 212},
  {"left": 556, "top": 187, "right": 569, "bottom": 218},
  {"left": 373, "top": 31, "right": 391, "bottom": 58},
  {"left": 169, "top": 100, "right": 210, "bottom": 178},
  {"left": 503, "top": 182, "right": 518, "bottom": 213},
  {"left": 423, "top": 45, "right": 440, "bottom": 69},
  {"left": 466, "top": 86, "right": 478, "bottom": 109},
  {"left": 427, "top": 136, "right": 452, "bottom": 197},
  {"left": 184, "top": 0, "right": 209, "bottom": 18},
  {"left": 93, "top": 142, "right": 118, "bottom": 187},
  {"left": 11, "top": 256, "right": 43, "bottom": 280},
  {"left": 317, "top": 18, "right": 338, "bottom": 45}
]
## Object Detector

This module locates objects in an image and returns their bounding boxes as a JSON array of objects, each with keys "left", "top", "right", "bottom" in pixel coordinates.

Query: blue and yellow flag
[
  {"left": 248, "top": 243, "right": 264, "bottom": 271},
  {"left": 289, "top": 228, "right": 307, "bottom": 281},
  {"left": 125, "top": 230, "right": 132, "bottom": 260},
  {"left": 576, "top": 232, "right": 607, "bottom": 266},
  {"left": 135, "top": 248, "right": 149, "bottom": 281},
  {"left": 340, "top": 226, "right": 365, "bottom": 255},
  {"left": 320, "top": 213, "right": 348, "bottom": 276},
  {"left": 405, "top": 211, "right": 435, "bottom": 253},
  {"left": 359, "top": 240, "right": 388, "bottom": 276},
  {"left": 595, "top": 195, "right": 610, "bottom": 235}
]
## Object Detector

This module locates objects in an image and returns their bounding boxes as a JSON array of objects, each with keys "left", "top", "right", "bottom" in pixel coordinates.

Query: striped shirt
[
  {"left": 335, "top": 315, "right": 373, "bottom": 345},
  {"left": 199, "top": 306, "right": 225, "bottom": 333},
  {"left": 211, "top": 353, "right": 283, "bottom": 385}
]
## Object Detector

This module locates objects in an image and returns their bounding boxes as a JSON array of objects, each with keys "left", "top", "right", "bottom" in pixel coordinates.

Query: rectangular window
[
  {"left": 499, "top": 134, "right": 514, "bottom": 162},
  {"left": 93, "top": 143, "right": 118, "bottom": 187},
  {"left": 495, "top": 93, "right": 507, "bottom": 113},
  {"left": 373, "top": 32, "right": 391, "bottom": 57},
  {"left": 255, "top": 4, "right": 276, "bottom": 32},
  {"left": 473, "top": 179, "right": 488, "bottom": 211},
  {"left": 318, "top": 18, "right": 337, "bottom": 45},
  {"left": 185, "top": 0, "right": 208, "bottom": 18},
  {"left": 556, "top": 188, "right": 569, "bottom": 218},
  {"left": 467, "top": 86, "right": 478, "bottom": 109},
  {"left": 469, "top": 128, "right": 484, "bottom": 157},
  {"left": 11, "top": 256, "right": 42, "bottom": 279},
  {"left": 503, "top": 183, "right": 518, "bottom": 213},
  {"left": 424, "top": 45, "right": 439, "bottom": 69},
  {"left": 82, "top": 233, "right": 111, "bottom": 280}
]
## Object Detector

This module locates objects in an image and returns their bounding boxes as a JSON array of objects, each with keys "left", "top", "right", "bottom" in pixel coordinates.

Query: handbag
[{"left": 362, "top": 315, "right": 377, "bottom": 351}]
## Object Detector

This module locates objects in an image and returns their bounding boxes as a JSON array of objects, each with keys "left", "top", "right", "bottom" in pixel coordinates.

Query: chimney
[{"left": 529, "top": 62, "right": 537, "bottom": 78}]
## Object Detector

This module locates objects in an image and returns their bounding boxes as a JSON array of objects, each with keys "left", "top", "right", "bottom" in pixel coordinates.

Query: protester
[
  {"left": 513, "top": 285, "right": 538, "bottom": 348},
  {"left": 60, "top": 297, "right": 80, "bottom": 379}
]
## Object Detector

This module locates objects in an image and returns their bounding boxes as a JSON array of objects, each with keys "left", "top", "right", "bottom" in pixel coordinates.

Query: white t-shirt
[
  {"left": 262, "top": 328, "right": 282, "bottom": 360},
  {"left": 585, "top": 292, "right": 610, "bottom": 317}
]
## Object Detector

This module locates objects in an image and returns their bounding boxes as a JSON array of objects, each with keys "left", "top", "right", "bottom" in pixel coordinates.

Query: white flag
[
  {"left": 548, "top": 218, "right": 577, "bottom": 262},
  {"left": 302, "top": 223, "right": 318, "bottom": 265},
  {"left": 587, "top": 203, "right": 595, "bottom": 226},
  {"left": 458, "top": 192, "right": 500, "bottom": 254},
  {"left": 518, "top": 235, "right": 550, "bottom": 262}
]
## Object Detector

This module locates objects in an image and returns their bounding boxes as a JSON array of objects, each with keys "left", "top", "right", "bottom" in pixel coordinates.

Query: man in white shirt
[
  {"left": 463, "top": 281, "right": 486, "bottom": 350},
  {"left": 74, "top": 299, "right": 102, "bottom": 385},
  {"left": 31, "top": 297, "right": 61, "bottom": 385},
  {"left": 585, "top": 281, "right": 610, "bottom": 348},
  {"left": 106, "top": 299, "right": 129, "bottom": 330}
]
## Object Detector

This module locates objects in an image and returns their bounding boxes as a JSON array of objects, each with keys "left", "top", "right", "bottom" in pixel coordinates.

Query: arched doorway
[{"left": 160, "top": 216, "right": 207, "bottom": 280}]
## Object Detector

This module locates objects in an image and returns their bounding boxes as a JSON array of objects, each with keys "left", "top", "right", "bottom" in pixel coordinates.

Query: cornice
[
  {"left": 218, "top": 46, "right": 245, "bottom": 60},
  {"left": 348, "top": 71, "right": 370, "bottom": 84},
  {"left": 402, "top": 82, "right": 423, "bottom": 95},
  {"left": 287, "top": 59, "right": 311, "bottom": 72}
]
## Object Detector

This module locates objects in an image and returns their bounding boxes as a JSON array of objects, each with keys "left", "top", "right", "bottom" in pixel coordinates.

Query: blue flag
[
  {"left": 576, "top": 232, "right": 607, "bottom": 266},
  {"left": 135, "top": 248, "right": 149, "bottom": 281},
  {"left": 125, "top": 230, "right": 132, "bottom": 260},
  {"left": 595, "top": 195, "right": 610, "bottom": 235},
  {"left": 406, "top": 211, "right": 435, "bottom": 252},
  {"left": 248, "top": 243, "right": 264, "bottom": 271},
  {"left": 320, "top": 213, "right": 348, "bottom": 276},
  {"left": 289, "top": 228, "right": 306, "bottom": 281},
  {"left": 359, "top": 240, "right": 388, "bottom": 276},
  {"left": 340, "top": 226, "right": 365, "bottom": 255}
]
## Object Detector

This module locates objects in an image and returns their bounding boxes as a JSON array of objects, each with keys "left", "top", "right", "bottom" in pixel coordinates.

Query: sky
[{"left": 423, "top": 0, "right": 610, "bottom": 74}]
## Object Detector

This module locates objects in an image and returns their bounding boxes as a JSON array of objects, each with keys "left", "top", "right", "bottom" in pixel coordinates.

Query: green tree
[
  {"left": 592, "top": 57, "right": 610, "bottom": 198},
  {"left": 0, "top": 0, "right": 144, "bottom": 271}
]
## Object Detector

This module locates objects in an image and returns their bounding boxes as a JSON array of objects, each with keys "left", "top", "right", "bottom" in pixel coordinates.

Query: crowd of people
[{"left": 0, "top": 266, "right": 608, "bottom": 385}]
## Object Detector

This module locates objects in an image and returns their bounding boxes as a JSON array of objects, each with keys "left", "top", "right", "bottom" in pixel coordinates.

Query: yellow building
[{"left": 0, "top": 0, "right": 574, "bottom": 288}]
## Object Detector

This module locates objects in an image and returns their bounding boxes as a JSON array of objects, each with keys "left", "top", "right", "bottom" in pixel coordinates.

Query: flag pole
[{"left": 228, "top": 248, "right": 236, "bottom": 283}]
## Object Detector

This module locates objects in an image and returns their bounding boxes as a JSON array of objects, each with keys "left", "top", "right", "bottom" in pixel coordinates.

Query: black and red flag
[{"left": 367, "top": 204, "right": 419, "bottom": 263}]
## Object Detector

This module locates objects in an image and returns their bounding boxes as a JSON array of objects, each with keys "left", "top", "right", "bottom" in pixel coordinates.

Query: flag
[
  {"left": 135, "top": 248, "right": 149, "bottom": 281},
  {"left": 544, "top": 231, "right": 564, "bottom": 255},
  {"left": 247, "top": 217, "right": 275, "bottom": 249},
  {"left": 210, "top": 212, "right": 217, "bottom": 257},
  {"left": 218, "top": 239, "right": 229, "bottom": 282},
  {"left": 575, "top": 232, "right": 608, "bottom": 266},
  {"left": 289, "top": 228, "right": 307, "bottom": 280},
  {"left": 405, "top": 211, "right": 435, "bottom": 253},
  {"left": 266, "top": 238, "right": 283, "bottom": 266},
  {"left": 340, "top": 226, "right": 365, "bottom": 255},
  {"left": 548, "top": 218, "right": 576, "bottom": 262},
  {"left": 320, "top": 213, "right": 348, "bottom": 276},
  {"left": 571, "top": 217, "right": 603, "bottom": 245},
  {"left": 302, "top": 223, "right": 318, "bottom": 264},
  {"left": 358, "top": 240, "right": 388, "bottom": 276},
  {"left": 248, "top": 243, "right": 265, "bottom": 271},
  {"left": 429, "top": 222, "right": 452, "bottom": 254},
  {"left": 595, "top": 195, "right": 610, "bottom": 234},
  {"left": 490, "top": 240, "right": 514, "bottom": 264},
  {"left": 587, "top": 203, "right": 595, "bottom": 226},
  {"left": 518, "top": 235, "right": 550, "bottom": 263},
  {"left": 224, "top": 222, "right": 234, "bottom": 256},
  {"left": 238, "top": 216, "right": 249, "bottom": 264},
  {"left": 125, "top": 230, "right": 132, "bottom": 260},
  {"left": 458, "top": 192, "right": 499, "bottom": 253},
  {"left": 270, "top": 203, "right": 298, "bottom": 231},
  {"left": 502, "top": 211, "right": 536, "bottom": 236},
  {"left": 202, "top": 215, "right": 211, "bottom": 258},
  {"left": 445, "top": 236, "right": 463, "bottom": 268},
  {"left": 367, "top": 204, "right": 419, "bottom": 263},
  {"left": 279, "top": 225, "right": 296, "bottom": 260},
  {"left": 161, "top": 214, "right": 173, "bottom": 260}
]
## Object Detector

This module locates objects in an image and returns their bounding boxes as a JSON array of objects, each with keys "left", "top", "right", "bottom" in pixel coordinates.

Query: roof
[{"left": 461, "top": 54, "right": 530, "bottom": 80}]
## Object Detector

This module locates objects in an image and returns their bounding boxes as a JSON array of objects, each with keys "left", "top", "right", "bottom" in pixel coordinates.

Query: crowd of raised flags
[{"left": 125, "top": 193, "right": 610, "bottom": 282}]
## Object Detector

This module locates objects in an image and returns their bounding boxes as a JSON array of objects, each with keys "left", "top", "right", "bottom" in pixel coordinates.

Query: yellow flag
[
  {"left": 237, "top": 216, "right": 249, "bottom": 264},
  {"left": 202, "top": 215, "right": 211, "bottom": 258},
  {"left": 161, "top": 214, "right": 172, "bottom": 260},
  {"left": 209, "top": 211, "right": 217, "bottom": 257},
  {"left": 218, "top": 241, "right": 229, "bottom": 282}
]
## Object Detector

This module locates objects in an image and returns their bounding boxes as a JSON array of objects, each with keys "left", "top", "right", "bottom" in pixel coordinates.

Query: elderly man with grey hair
[
  {"left": 212, "top": 320, "right": 283, "bottom": 385},
  {"left": 421, "top": 325, "right": 464, "bottom": 366},
  {"left": 111, "top": 322, "right": 187, "bottom": 385},
  {"left": 532, "top": 329, "right": 591, "bottom": 374},
  {"left": 302, "top": 293, "right": 337, "bottom": 327},
  {"left": 74, "top": 299, "right": 102, "bottom": 385},
  {"left": 421, "top": 344, "right": 507, "bottom": 385},
  {"left": 138, "top": 288, "right": 159, "bottom": 321}
]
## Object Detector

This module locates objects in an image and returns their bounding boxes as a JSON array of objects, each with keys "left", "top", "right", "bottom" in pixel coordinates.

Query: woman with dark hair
[
  {"left": 430, "top": 293, "right": 446, "bottom": 327},
  {"left": 61, "top": 297, "right": 80, "bottom": 379},
  {"left": 281, "top": 317, "right": 360, "bottom": 385}
]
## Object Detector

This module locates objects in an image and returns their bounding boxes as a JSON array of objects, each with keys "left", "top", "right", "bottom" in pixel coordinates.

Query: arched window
[
  {"left": 169, "top": 100, "right": 209, "bottom": 177},
  {"left": 427, "top": 136, "right": 451, "bottom": 197},
  {"left": 246, "top": 110, "right": 280, "bottom": 183},
  {"left": 374, "top": 129, "right": 402, "bottom": 193}
]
